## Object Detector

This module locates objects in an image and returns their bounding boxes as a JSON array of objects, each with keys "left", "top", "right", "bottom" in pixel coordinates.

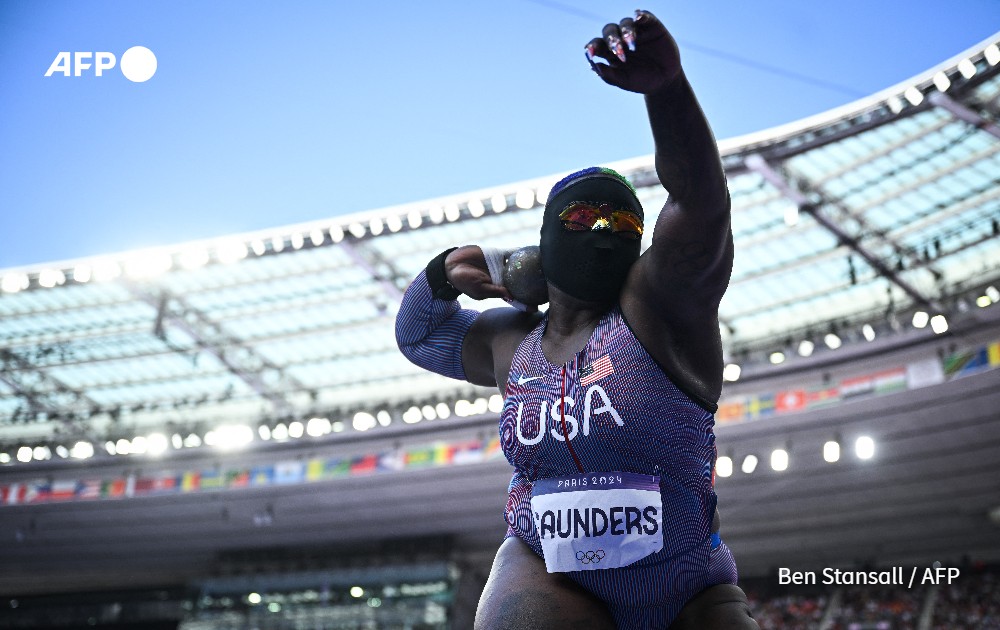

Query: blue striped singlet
[{"left": 499, "top": 305, "right": 738, "bottom": 628}]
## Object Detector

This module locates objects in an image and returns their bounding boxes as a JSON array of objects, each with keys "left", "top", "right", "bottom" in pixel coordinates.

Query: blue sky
[{"left": 1, "top": 1, "right": 998, "bottom": 269}]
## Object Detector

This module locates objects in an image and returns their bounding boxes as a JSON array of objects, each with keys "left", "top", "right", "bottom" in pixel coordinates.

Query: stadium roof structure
[{"left": 1, "top": 34, "right": 999, "bottom": 458}]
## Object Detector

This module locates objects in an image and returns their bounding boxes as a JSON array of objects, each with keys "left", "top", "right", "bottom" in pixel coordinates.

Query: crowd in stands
[
  {"left": 829, "top": 584, "right": 924, "bottom": 630},
  {"left": 932, "top": 568, "right": 1000, "bottom": 629},
  {"left": 742, "top": 563, "right": 999, "bottom": 629},
  {"left": 744, "top": 591, "right": 827, "bottom": 629}
]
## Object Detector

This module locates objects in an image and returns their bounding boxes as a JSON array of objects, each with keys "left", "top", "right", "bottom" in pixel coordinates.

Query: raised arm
[{"left": 590, "top": 12, "right": 733, "bottom": 315}]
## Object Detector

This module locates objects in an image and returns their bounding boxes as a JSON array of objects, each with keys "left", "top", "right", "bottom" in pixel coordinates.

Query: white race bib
[{"left": 530, "top": 471, "right": 663, "bottom": 573}]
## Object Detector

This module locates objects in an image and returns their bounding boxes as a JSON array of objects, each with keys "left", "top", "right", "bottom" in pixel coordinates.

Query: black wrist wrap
[{"left": 426, "top": 247, "right": 461, "bottom": 300}]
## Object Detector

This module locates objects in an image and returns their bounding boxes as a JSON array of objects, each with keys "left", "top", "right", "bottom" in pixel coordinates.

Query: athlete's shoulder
[{"left": 474, "top": 306, "right": 544, "bottom": 337}]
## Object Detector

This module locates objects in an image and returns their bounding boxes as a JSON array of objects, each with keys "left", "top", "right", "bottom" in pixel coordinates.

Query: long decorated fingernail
[
  {"left": 622, "top": 26, "right": 636, "bottom": 51},
  {"left": 607, "top": 35, "right": 627, "bottom": 62},
  {"left": 585, "top": 44, "right": 598, "bottom": 70}
]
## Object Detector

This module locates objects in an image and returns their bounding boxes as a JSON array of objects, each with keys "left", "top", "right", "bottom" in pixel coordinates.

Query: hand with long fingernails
[{"left": 584, "top": 10, "right": 682, "bottom": 94}]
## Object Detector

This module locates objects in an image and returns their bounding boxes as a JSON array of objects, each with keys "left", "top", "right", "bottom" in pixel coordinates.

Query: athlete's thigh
[
  {"left": 475, "top": 536, "right": 616, "bottom": 630},
  {"left": 668, "top": 583, "right": 760, "bottom": 630}
]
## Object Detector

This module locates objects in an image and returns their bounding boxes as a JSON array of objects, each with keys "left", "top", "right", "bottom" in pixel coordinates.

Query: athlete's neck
[{"left": 542, "top": 284, "right": 614, "bottom": 364}]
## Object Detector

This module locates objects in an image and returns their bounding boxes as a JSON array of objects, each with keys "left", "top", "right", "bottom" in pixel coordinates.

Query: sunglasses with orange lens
[{"left": 558, "top": 202, "right": 643, "bottom": 239}]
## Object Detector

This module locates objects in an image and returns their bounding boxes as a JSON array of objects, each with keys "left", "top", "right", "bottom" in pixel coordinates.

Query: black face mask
[{"left": 540, "top": 173, "right": 644, "bottom": 303}]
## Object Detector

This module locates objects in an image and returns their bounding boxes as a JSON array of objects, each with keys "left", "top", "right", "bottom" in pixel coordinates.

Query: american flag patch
[{"left": 579, "top": 355, "right": 614, "bottom": 386}]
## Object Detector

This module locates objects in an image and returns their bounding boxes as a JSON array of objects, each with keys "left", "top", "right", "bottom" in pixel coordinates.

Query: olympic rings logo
[{"left": 576, "top": 549, "right": 606, "bottom": 564}]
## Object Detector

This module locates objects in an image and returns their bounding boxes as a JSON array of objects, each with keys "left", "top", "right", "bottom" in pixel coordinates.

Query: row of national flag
[
  {"left": 3, "top": 340, "right": 996, "bottom": 506},
  {"left": 0, "top": 437, "right": 503, "bottom": 507},
  {"left": 717, "top": 340, "right": 999, "bottom": 423}
]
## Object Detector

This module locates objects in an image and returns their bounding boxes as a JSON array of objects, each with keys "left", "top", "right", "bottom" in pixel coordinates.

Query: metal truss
[
  {"left": 744, "top": 154, "right": 940, "bottom": 311},
  {"left": 127, "top": 283, "right": 307, "bottom": 417}
]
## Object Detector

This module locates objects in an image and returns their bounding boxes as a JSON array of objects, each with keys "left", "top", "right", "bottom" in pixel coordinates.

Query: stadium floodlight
[
  {"left": 92, "top": 259, "right": 122, "bottom": 282},
  {"left": 978, "top": 295, "right": 994, "bottom": 308},
  {"left": 407, "top": 210, "right": 423, "bottom": 229},
  {"left": 332, "top": 421, "right": 345, "bottom": 433},
  {"left": 287, "top": 421, "right": 304, "bottom": 438},
  {"left": 248, "top": 593, "right": 262, "bottom": 605},
  {"left": 912, "top": 311, "right": 929, "bottom": 328},
  {"left": 124, "top": 251, "right": 172, "bottom": 279},
  {"left": 862, "top": 324, "right": 876, "bottom": 341},
  {"left": 38, "top": 269, "right": 66, "bottom": 288},
  {"left": 435, "top": 402, "right": 451, "bottom": 419},
  {"left": 217, "top": 240, "right": 249, "bottom": 263},
  {"left": 535, "top": 182, "right": 553, "bottom": 206},
  {"left": 855, "top": 436, "right": 875, "bottom": 460},
  {"left": 930, "top": 315, "right": 949, "bottom": 334},
  {"left": 351, "top": 413, "right": 375, "bottom": 432},
  {"left": 491, "top": 193, "right": 507, "bottom": 213},
  {"left": 887, "top": 96, "right": 904, "bottom": 114},
  {"left": 270, "top": 234, "right": 286, "bottom": 253},
  {"left": 0, "top": 453, "right": 10, "bottom": 464},
  {"left": 421, "top": 405, "right": 437, "bottom": 421},
  {"left": 146, "top": 433, "right": 168, "bottom": 456},
  {"left": 270, "top": 422, "right": 288, "bottom": 440},
  {"left": 716, "top": 456, "right": 733, "bottom": 478},
  {"left": 257, "top": 425, "right": 271, "bottom": 441},
  {"left": 428, "top": 206, "right": 444, "bottom": 224},
  {"left": 722, "top": 363, "right": 741, "bottom": 382},
  {"left": 515, "top": 189, "right": 535, "bottom": 209},
  {"left": 376, "top": 410, "right": 392, "bottom": 426},
  {"left": 307, "top": 417, "right": 333, "bottom": 436},
  {"left": 184, "top": 433, "right": 202, "bottom": 448},
  {"left": 178, "top": 248, "right": 210, "bottom": 270},
  {"left": 130, "top": 436, "right": 148, "bottom": 454},
  {"left": 386, "top": 215, "right": 404, "bottom": 232},
  {"left": 73, "top": 263, "right": 93, "bottom": 283},
  {"left": 824, "top": 333, "right": 842, "bottom": 350},
  {"left": 770, "top": 449, "right": 789, "bottom": 472},
  {"left": 797, "top": 339, "right": 814, "bottom": 357},
  {"left": 209, "top": 425, "right": 254, "bottom": 450},
  {"left": 33, "top": 446, "right": 51, "bottom": 461},
  {"left": 310, "top": 227, "right": 327, "bottom": 245},
  {"left": 741, "top": 454, "right": 758, "bottom": 474},
  {"left": 55, "top": 445, "right": 69, "bottom": 458},
  {"left": 402, "top": 406, "right": 422, "bottom": 424},
  {"left": 17, "top": 446, "right": 32, "bottom": 463},
  {"left": 473, "top": 397, "right": 489, "bottom": 415},
  {"left": 823, "top": 440, "right": 840, "bottom": 463},
  {"left": 986, "top": 44, "right": 1000, "bottom": 66},
  {"left": 250, "top": 239, "right": 267, "bottom": 256},
  {"left": 468, "top": 198, "right": 486, "bottom": 218},
  {"left": 455, "top": 399, "right": 472, "bottom": 417},
  {"left": 171, "top": 434, "right": 183, "bottom": 449},
  {"left": 769, "top": 351, "right": 785, "bottom": 365},
  {"left": 444, "top": 203, "right": 461, "bottom": 222},
  {"left": 2, "top": 272, "right": 30, "bottom": 293},
  {"left": 957, "top": 58, "right": 977, "bottom": 79},
  {"left": 904, "top": 86, "right": 924, "bottom": 106},
  {"left": 105, "top": 441, "right": 117, "bottom": 455},
  {"left": 350, "top": 587, "right": 364, "bottom": 598},
  {"left": 489, "top": 394, "right": 504, "bottom": 413},
  {"left": 932, "top": 71, "right": 951, "bottom": 92},
  {"left": 986, "top": 286, "right": 999, "bottom": 302},
  {"left": 328, "top": 225, "right": 345, "bottom": 243},
  {"left": 116, "top": 438, "right": 132, "bottom": 455},
  {"left": 783, "top": 205, "right": 799, "bottom": 227},
  {"left": 290, "top": 232, "right": 305, "bottom": 250}
]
